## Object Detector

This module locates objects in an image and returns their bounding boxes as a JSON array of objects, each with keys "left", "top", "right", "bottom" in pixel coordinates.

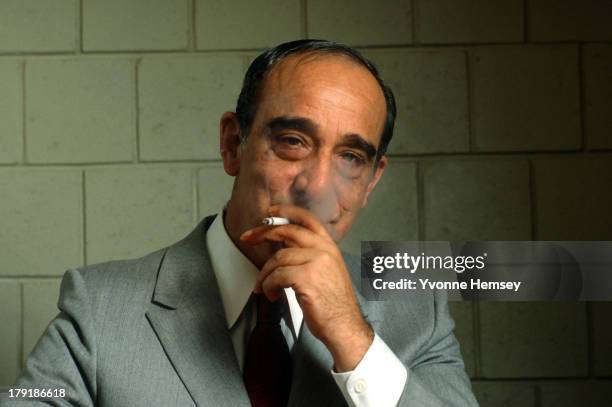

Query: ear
[
  {"left": 361, "top": 156, "right": 387, "bottom": 208},
  {"left": 220, "top": 112, "right": 242, "bottom": 176}
]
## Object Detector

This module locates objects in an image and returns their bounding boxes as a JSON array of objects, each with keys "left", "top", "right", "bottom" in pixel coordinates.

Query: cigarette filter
[{"left": 262, "top": 217, "right": 290, "bottom": 226}]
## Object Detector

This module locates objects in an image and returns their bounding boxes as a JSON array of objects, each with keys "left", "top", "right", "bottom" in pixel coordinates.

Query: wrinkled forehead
[
  {"left": 261, "top": 52, "right": 385, "bottom": 106},
  {"left": 254, "top": 53, "right": 387, "bottom": 144}
]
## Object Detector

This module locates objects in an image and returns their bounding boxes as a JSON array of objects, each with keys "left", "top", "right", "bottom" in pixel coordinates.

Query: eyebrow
[
  {"left": 266, "top": 116, "right": 318, "bottom": 136},
  {"left": 340, "top": 134, "right": 377, "bottom": 161},
  {"left": 265, "top": 115, "right": 378, "bottom": 160}
]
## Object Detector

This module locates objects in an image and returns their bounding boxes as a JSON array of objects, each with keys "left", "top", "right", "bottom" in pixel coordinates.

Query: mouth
[{"left": 327, "top": 216, "right": 341, "bottom": 225}]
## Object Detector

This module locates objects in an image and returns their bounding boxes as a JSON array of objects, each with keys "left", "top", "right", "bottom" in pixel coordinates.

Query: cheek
[
  {"left": 334, "top": 175, "right": 370, "bottom": 211},
  {"left": 328, "top": 178, "right": 370, "bottom": 241},
  {"left": 255, "top": 155, "right": 302, "bottom": 198}
]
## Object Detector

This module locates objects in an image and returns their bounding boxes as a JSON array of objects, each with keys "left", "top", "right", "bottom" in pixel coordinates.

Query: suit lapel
[{"left": 145, "top": 216, "right": 251, "bottom": 407}]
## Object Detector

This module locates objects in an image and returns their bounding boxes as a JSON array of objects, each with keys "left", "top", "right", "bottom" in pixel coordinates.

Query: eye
[
  {"left": 278, "top": 134, "right": 304, "bottom": 147},
  {"left": 340, "top": 151, "right": 366, "bottom": 165},
  {"left": 336, "top": 151, "right": 369, "bottom": 179},
  {"left": 271, "top": 133, "right": 310, "bottom": 160}
]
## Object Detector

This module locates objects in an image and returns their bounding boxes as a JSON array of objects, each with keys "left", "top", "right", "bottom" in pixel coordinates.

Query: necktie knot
[{"left": 256, "top": 294, "right": 283, "bottom": 325}]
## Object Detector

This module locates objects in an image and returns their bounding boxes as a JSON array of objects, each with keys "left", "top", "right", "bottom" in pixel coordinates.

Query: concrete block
[
  {"left": 533, "top": 156, "right": 612, "bottom": 240},
  {"left": 0, "top": 61, "right": 22, "bottom": 164},
  {"left": 0, "top": 281, "right": 20, "bottom": 387},
  {"left": 479, "top": 303, "right": 588, "bottom": 377},
  {"left": 22, "top": 279, "right": 62, "bottom": 365},
  {"left": 340, "top": 160, "right": 418, "bottom": 254},
  {"left": 418, "top": 0, "right": 523, "bottom": 44},
  {"left": 540, "top": 381, "right": 612, "bottom": 407},
  {"left": 592, "top": 302, "right": 612, "bottom": 376},
  {"left": 26, "top": 59, "right": 134, "bottom": 164},
  {"left": 0, "top": 0, "right": 76, "bottom": 52},
  {"left": 471, "top": 46, "right": 581, "bottom": 152},
  {"left": 307, "top": 0, "right": 413, "bottom": 46},
  {"left": 423, "top": 159, "right": 531, "bottom": 240},
  {"left": 472, "top": 381, "right": 536, "bottom": 407},
  {"left": 584, "top": 44, "right": 612, "bottom": 150},
  {"left": 448, "top": 302, "right": 475, "bottom": 377},
  {"left": 139, "top": 55, "right": 243, "bottom": 161},
  {"left": 366, "top": 49, "right": 469, "bottom": 154},
  {"left": 82, "top": 0, "right": 188, "bottom": 51},
  {"left": 0, "top": 169, "right": 83, "bottom": 276},
  {"left": 530, "top": 0, "right": 612, "bottom": 42},
  {"left": 196, "top": 0, "right": 302, "bottom": 49},
  {"left": 197, "top": 164, "right": 234, "bottom": 219},
  {"left": 85, "top": 167, "right": 195, "bottom": 264}
]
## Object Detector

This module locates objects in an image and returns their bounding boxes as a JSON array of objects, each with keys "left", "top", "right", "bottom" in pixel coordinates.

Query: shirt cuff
[{"left": 330, "top": 333, "right": 408, "bottom": 407}]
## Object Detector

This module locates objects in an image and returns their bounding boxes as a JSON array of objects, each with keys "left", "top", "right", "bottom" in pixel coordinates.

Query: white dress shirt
[{"left": 205, "top": 213, "right": 407, "bottom": 406}]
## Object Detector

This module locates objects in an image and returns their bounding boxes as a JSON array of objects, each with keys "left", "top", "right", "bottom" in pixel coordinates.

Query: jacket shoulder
[{"left": 61, "top": 248, "right": 166, "bottom": 317}]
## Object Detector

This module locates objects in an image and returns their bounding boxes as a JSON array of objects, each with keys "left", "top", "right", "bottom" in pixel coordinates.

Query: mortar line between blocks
[
  {"left": 410, "top": 0, "right": 419, "bottom": 45},
  {"left": 578, "top": 43, "right": 587, "bottom": 151},
  {"left": 3, "top": 151, "right": 612, "bottom": 168},
  {"left": 415, "top": 161, "right": 425, "bottom": 241},
  {"left": 21, "top": 60, "right": 27, "bottom": 164},
  {"left": 528, "top": 159, "right": 538, "bottom": 240},
  {"left": 523, "top": 0, "right": 530, "bottom": 43},
  {"left": 3, "top": 41, "right": 611, "bottom": 59},
  {"left": 82, "top": 170, "right": 88, "bottom": 266},
  {"left": 193, "top": 169, "right": 199, "bottom": 226},
  {"left": 189, "top": 0, "right": 196, "bottom": 51},
  {"left": 465, "top": 49, "right": 475, "bottom": 152},
  {"left": 19, "top": 282, "right": 24, "bottom": 371},
  {"left": 301, "top": 0, "right": 308, "bottom": 38},
  {"left": 534, "top": 384, "right": 542, "bottom": 407},
  {"left": 134, "top": 58, "right": 141, "bottom": 163},
  {"left": 78, "top": 0, "right": 84, "bottom": 53}
]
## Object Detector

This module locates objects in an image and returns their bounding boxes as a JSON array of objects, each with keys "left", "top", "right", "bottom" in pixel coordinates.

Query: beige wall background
[{"left": 1, "top": 0, "right": 611, "bottom": 405}]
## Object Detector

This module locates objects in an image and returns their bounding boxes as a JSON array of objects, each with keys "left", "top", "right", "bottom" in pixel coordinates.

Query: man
[{"left": 5, "top": 40, "right": 477, "bottom": 406}]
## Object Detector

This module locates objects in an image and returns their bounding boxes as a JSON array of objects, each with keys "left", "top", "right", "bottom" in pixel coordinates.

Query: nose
[
  {"left": 293, "top": 157, "right": 332, "bottom": 196},
  {"left": 291, "top": 158, "right": 339, "bottom": 221}
]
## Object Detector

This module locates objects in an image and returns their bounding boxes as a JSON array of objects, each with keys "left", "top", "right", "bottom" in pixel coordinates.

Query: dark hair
[{"left": 235, "top": 39, "right": 396, "bottom": 161}]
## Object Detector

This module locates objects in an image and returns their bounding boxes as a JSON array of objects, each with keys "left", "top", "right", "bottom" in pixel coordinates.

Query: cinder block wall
[{"left": 1, "top": 0, "right": 611, "bottom": 405}]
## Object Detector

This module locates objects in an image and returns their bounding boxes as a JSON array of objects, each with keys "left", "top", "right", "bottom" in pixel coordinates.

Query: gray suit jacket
[{"left": 5, "top": 215, "right": 478, "bottom": 406}]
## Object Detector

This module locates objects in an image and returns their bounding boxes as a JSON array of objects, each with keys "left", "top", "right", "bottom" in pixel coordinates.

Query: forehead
[{"left": 253, "top": 53, "right": 387, "bottom": 145}]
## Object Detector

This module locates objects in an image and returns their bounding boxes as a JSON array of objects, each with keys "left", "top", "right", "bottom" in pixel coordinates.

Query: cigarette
[{"left": 262, "top": 217, "right": 290, "bottom": 226}]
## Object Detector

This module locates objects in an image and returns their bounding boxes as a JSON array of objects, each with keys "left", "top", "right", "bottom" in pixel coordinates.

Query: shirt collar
[{"left": 205, "top": 213, "right": 303, "bottom": 334}]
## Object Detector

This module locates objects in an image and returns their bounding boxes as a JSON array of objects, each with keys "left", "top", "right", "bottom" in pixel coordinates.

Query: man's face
[{"left": 223, "top": 53, "right": 387, "bottom": 254}]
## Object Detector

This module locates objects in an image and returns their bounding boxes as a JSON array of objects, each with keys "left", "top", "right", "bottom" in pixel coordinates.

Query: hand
[{"left": 240, "top": 204, "right": 374, "bottom": 372}]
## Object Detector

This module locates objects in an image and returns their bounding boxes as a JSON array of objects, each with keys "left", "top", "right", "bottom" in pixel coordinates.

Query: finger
[
  {"left": 240, "top": 224, "right": 287, "bottom": 242},
  {"left": 256, "top": 248, "right": 317, "bottom": 293},
  {"left": 269, "top": 204, "right": 332, "bottom": 239},
  {"left": 241, "top": 224, "right": 324, "bottom": 249},
  {"left": 260, "top": 265, "right": 304, "bottom": 301}
]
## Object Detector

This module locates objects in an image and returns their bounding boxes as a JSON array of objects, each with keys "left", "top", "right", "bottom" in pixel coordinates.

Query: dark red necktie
[{"left": 243, "top": 294, "right": 292, "bottom": 407}]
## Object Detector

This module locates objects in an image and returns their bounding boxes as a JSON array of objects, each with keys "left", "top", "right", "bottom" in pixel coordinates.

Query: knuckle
[
  {"left": 272, "top": 250, "right": 286, "bottom": 264},
  {"left": 271, "top": 266, "right": 288, "bottom": 284},
  {"left": 318, "top": 251, "right": 335, "bottom": 267}
]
